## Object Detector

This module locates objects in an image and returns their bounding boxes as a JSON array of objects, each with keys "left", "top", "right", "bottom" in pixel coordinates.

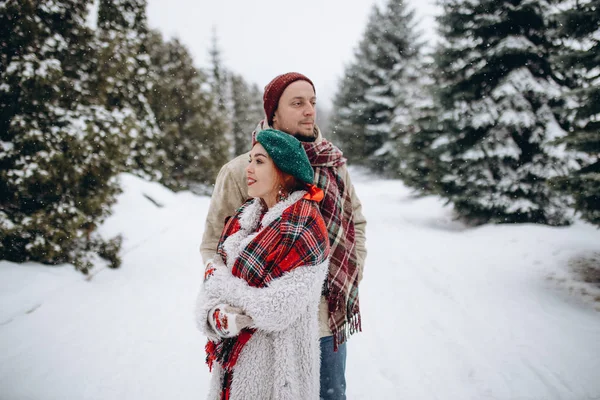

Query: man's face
[{"left": 272, "top": 80, "right": 317, "bottom": 140}]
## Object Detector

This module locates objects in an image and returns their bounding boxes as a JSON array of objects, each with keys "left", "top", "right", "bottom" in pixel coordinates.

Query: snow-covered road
[{"left": 1, "top": 173, "right": 599, "bottom": 399}]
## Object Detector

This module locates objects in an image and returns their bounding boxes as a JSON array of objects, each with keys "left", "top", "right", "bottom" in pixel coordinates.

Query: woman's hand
[{"left": 208, "top": 304, "right": 254, "bottom": 338}]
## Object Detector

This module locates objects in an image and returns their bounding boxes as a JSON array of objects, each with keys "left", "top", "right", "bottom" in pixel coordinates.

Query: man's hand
[
  {"left": 208, "top": 304, "right": 254, "bottom": 338},
  {"left": 203, "top": 256, "right": 226, "bottom": 282}
]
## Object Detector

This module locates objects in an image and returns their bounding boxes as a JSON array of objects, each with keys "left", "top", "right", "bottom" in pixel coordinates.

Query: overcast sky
[{"left": 146, "top": 0, "right": 440, "bottom": 109}]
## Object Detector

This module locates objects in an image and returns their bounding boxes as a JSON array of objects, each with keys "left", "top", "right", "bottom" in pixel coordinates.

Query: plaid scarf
[
  {"left": 252, "top": 121, "right": 362, "bottom": 350},
  {"left": 302, "top": 139, "right": 362, "bottom": 350},
  {"left": 206, "top": 191, "right": 329, "bottom": 399}
]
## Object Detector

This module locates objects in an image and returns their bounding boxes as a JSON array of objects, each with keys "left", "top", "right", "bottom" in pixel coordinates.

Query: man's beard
[{"left": 292, "top": 128, "right": 317, "bottom": 142}]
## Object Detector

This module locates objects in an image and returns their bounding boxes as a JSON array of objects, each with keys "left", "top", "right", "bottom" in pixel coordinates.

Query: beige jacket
[{"left": 200, "top": 127, "right": 367, "bottom": 337}]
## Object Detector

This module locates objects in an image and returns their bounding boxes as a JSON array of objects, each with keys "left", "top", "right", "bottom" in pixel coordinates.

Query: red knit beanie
[{"left": 263, "top": 72, "right": 315, "bottom": 125}]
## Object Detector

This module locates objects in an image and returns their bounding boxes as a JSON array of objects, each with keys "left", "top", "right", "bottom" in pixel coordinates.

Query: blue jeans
[{"left": 320, "top": 336, "right": 347, "bottom": 400}]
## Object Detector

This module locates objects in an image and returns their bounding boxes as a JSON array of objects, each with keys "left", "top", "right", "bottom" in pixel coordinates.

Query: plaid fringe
[{"left": 333, "top": 312, "right": 362, "bottom": 351}]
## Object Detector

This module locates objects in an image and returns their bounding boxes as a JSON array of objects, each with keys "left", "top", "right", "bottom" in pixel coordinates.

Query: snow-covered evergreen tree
[
  {"left": 95, "top": 0, "right": 165, "bottom": 179},
  {"left": 331, "top": 0, "right": 423, "bottom": 173},
  {"left": 230, "top": 73, "right": 264, "bottom": 156},
  {"left": 145, "top": 31, "right": 229, "bottom": 190},
  {"left": 552, "top": 0, "right": 600, "bottom": 226},
  {"left": 0, "top": 0, "right": 127, "bottom": 272},
  {"left": 371, "top": 0, "right": 425, "bottom": 175},
  {"left": 429, "top": 0, "right": 574, "bottom": 225},
  {"left": 208, "top": 30, "right": 234, "bottom": 158},
  {"left": 396, "top": 58, "right": 445, "bottom": 193},
  {"left": 331, "top": 62, "right": 369, "bottom": 163},
  {"left": 206, "top": 30, "right": 262, "bottom": 159}
]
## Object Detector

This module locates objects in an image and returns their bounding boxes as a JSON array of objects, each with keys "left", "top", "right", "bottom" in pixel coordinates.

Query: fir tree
[
  {"left": 0, "top": 0, "right": 127, "bottom": 272},
  {"left": 331, "top": 62, "right": 370, "bottom": 163},
  {"left": 397, "top": 59, "right": 445, "bottom": 193},
  {"left": 208, "top": 30, "right": 234, "bottom": 158},
  {"left": 552, "top": 0, "right": 600, "bottom": 226},
  {"left": 207, "top": 31, "right": 262, "bottom": 159},
  {"left": 429, "top": 0, "right": 573, "bottom": 225},
  {"left": 371, "top": 0, "right": 425, "bottom": 175},
  {"left": 209, "top": 29, "right": 228, "bottom": 114},
  {"left": 331, "top": 0, "right": 422, "bottom": 173},
  {"left": 145, "top": 31, "right": 229, "bottom": 190},
  {"left": 95, "top": 0, "right": 164, "bottom": 179},
  {"left": 230, "top": 73, "right": 264, "bottom": 156}
]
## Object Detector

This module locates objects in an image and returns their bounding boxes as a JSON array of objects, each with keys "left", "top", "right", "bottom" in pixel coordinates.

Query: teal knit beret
[{"left": 255, "top": 129, "right": 314, "bottom": 184}]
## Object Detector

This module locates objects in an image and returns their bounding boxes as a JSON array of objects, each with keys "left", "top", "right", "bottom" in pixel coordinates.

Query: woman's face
[{"left": 246, "top": 143, "right": 279, "bottom": 207}]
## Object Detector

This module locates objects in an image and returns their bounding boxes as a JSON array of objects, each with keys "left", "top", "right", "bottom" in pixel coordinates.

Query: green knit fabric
[{"left": 255, "top": 129, "right": 314, "bottom": 184}]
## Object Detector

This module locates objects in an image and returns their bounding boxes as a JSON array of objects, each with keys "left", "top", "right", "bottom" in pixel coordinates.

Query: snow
[
  {"left": 490, "top": 35, "right": 537, "bottom": 55},
  {"left": 470, "top": 99, "right": 499, "bottom": 129},
  {"left": 364, "top": 92, "right": 396, "bottom": 108},
  {"left": 0, "top": 140, "right": 14, "bottom": 152},
  {"left": 505, "top": 198, "right": 537, "bottom": 213},
  {"left": 461, "top": 148, "right": 486, "bottom": 160},
  {"left": 35, "top": 59, "right": 62, "bottom": 78},
  {"left": 0, "top": 212, "right": 15, "bottom": 230},
  {"left": 373, "top": 141, "right": 395, "bottom": 156},
  {"left": 1, "top": 172, "right": 600, "bottom": 399},
  {"left": 41, "top": 34, "right": 68, "bottom": 53},
  {"left": 492, "top": 68, "right": 563, "bottom": 100},
  {"left": 431, "top": 134, "right": 450, "bottom": 149},
  {"left": 39, "top": 1, "right": 66, "bottom": 14},
  {"left": 498, "top": 109, "right": 536, "bottom": 129}
]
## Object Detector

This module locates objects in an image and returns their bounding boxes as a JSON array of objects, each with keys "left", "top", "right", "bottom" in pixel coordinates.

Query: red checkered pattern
[{"left": 206, "top": 196, "right": 330, "bottom": 398}]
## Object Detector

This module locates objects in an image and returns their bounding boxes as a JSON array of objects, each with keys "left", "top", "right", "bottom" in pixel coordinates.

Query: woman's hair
[
  {"left": 260, "top": 166, "right": 308, "bottom": 209},
  {"left": 276, "top": 168, "right": 308, "bottom": 194}
]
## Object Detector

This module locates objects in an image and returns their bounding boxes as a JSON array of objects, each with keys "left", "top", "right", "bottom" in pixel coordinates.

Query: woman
[{"left": 196, "top": 129, "right": 330, "bottom": 400}]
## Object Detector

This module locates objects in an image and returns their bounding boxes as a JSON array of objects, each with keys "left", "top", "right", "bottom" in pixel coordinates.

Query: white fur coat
[{"left": 196, "top": 191, "right": 329, "bottom": 400}]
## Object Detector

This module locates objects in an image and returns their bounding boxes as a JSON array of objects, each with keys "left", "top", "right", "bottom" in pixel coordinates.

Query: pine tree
[
  {"left": 207, "top": 31, "right": 262, "bottom": 159},
  {"left": 230, "top": 73, "right": 264, "bottom": 156},
  {"left": 95, "top": 0, "right": 164, "bottom": 179},
  {"left": 145, "top": 30, "right": 229, "bottom": 190},
  {"left": 0, "top": 0, "right": 127, "bottom": 272},
  {"left": 331, "top": 5, "right": 389, "bottom": 167},
  {"left": 552, "top": 0, "right": 600, "bottom": 226},
  {"left": 428, "top": 0, "right": 573, "bottom": 225},
  {"left": 331, "top": 0, "right": 422, "bottom": 173},
  {"left": 208, "top": 30, "right": 234, "bottom": 158},
  {"left": 209, "top": 29, "right": 228, "bottom": 113},
  {"left": 371, "top": 0, "right": 425, "bottom": 175},
  {"left": 397, "top": 58, "right": 445, "bottom": 193},
  {"left": 331, "top": 62, "right": 370, "bottom": 163}
]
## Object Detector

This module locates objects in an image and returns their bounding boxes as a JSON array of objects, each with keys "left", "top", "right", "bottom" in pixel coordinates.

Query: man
[{"left": 200, "top": 72, "right": 367, "bottom": 400}]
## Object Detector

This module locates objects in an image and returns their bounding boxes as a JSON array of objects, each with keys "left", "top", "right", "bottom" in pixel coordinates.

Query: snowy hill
[{"left": 1, "top": 172, "right": 599, "bottom": 400}]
